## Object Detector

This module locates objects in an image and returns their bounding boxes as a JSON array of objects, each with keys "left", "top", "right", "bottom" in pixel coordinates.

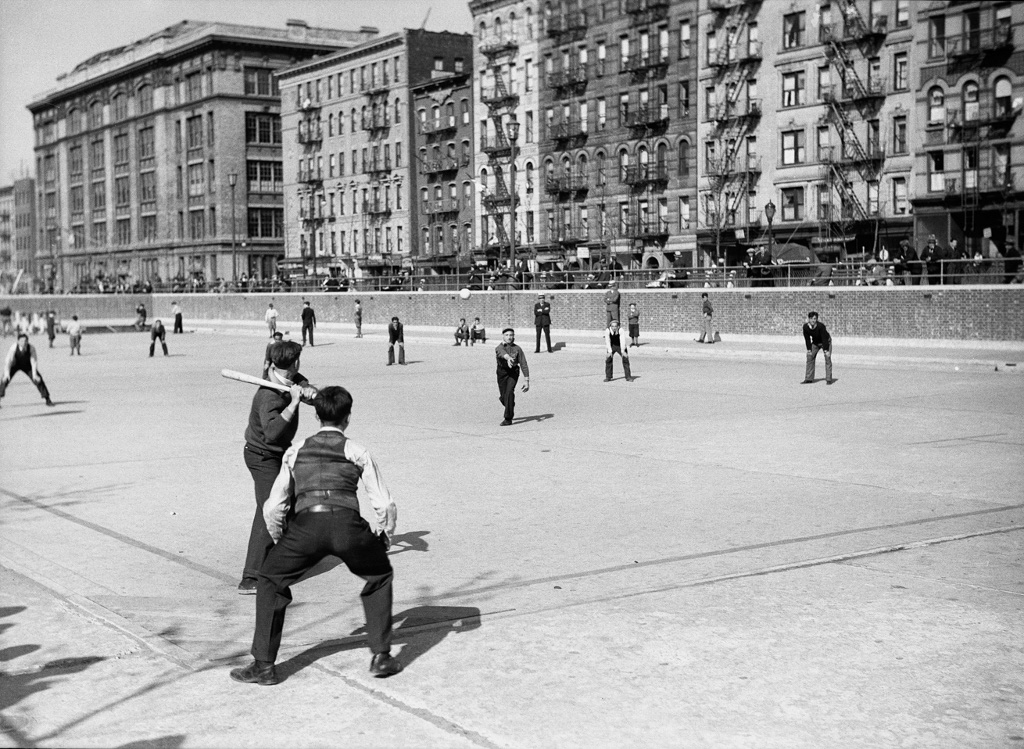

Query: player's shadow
[
  {"left": 388, "top": 530, "right": 430, "bottom": 555},
  {"left": 513, "top": 413, "right": 554, "bottom": 424},
  {"left": 305, "top": 342, "right": 336, "bottom": 348},
  {"left": 551, "top": 342, "right": 567, "bottom": 352},
  {"left": 3, "top": 410, "right": 86, "bottom": 420},
  {"left": 275, "top": 604, "right": 481, "bottom": 679}
]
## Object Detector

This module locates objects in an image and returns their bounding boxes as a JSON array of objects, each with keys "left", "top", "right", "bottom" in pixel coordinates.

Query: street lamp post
[
  {"left": 228, "top": 172, "right": 238, "bottom": 286},
  {"left": 765, "top": 198, "right": 776, "bottom": 258},
  {"left": 506, "top": 118, "right": 520, "bottom": 272}
]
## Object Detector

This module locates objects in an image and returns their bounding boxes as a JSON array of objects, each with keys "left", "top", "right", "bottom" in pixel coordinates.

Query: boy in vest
[
  {"left": 230, "top": 386, "right": 401, "bottom": 686},
  {"left": 603, "top": 320, "right": 633, "bottom": 382}
]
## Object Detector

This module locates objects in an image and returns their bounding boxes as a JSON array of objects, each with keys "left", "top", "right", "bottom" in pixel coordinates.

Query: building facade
[
  {"left": 696, "top": 0, "right": 920, "bottom": 266},
  {"left": 13, "top": 178, "right": 38, "bottom": 280},
  {"left": 0, "top": 187, "right": 13, "bottom": 277},
  {"left": 277, "top": 30, "right": 474, "bottom": 280},
  {"left": 912, "top": 2, "right": 1022, "bottom": 257},
  {"left": 27, "top": 19, "right": 377, "bottom": 292}
]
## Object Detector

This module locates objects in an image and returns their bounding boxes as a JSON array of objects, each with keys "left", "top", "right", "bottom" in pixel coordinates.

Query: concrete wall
[{"left": 2, "top": 286, "right": 1021, "bottom": 340}]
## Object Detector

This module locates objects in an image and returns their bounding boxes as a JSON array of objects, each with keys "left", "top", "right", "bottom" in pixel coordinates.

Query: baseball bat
[{"left": 221, "top": 369, "right": 290, "bottom": 393}]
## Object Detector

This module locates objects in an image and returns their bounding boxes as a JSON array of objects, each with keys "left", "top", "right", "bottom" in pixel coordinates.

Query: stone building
[{"left": 27, "top": 19, "right": 376, "bottom": 292}]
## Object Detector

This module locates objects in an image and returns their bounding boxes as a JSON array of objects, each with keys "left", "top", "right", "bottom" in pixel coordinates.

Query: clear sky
[{"left": 0, "top": 0, "right": 474, "bottom": 182}]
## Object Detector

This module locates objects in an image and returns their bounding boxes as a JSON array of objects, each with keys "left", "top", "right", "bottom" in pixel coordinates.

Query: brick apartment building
[
  {"left": 13, "top": 178, "right": 37, "bottom": 280},
  {"left": 27, "top": 19, "right": 377, "bottom": 292},
  {"left": 277, "top": 30, "right": 474, "bottom": 280}
]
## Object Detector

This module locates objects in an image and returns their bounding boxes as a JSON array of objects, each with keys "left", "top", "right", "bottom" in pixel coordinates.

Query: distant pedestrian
[
  {"left": 534, "top": 294, "right": 552, "bottom": 353},
  {"left": 0, "top": 334, "right": 54, "bottom": 407},
  {"left": 454, "top": 318, "right": 470, "bottom": 346},
  {"left": 495, "top": 328, "right": 530, "bottom": 426},
  {"left": 603, "top": 280, "right": 621, "bottom": 325},
  {"left": 387, "top": 316, "right": 405, "bottom": 365},
  {"left": 802, "top": 311, "right": 834, "bottom": 385},
  {"left": 263, "top": 332, "right": 284, "bottom": 379},
  {"left": 301, "top": 301, "right": 316, "bottom": 347},
  {"left": 354, "top": 299, "right": 363, "bottom": 338},
  {"left": 149, "top": 319, "right": 168, "bottom": 357},
  {"left": 172, "top": 302, "right": 183, "bottom": 333},
  {"left": 135, "top": 303, "right": 147, "bottom": 330},
  {"left": 67, "top": 315, "right": 83, "bottom": 355},
  {"left": 695, "top": 293, "right": 715, "bottom": 344},
  {"left": 45, "top": 310, "right": 57, "bottom": 348},
  {"left": 0, "top": 305, "right": 12, "bottom": 337},
  {"left": 603, "top": 320, "right": 633, "bottom": 383},
  {"left": 626, "top": 303, "right": 640, "bottom": 347},
  {"left": 265, "top": 304, "right": 278, "bottom": 338},
  {"left": 470, "top": 317, "right": 486, "bottom": 345}
]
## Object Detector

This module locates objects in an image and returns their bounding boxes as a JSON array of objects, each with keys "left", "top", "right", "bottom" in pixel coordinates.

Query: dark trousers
[
  {"left": 388, "top": 341, "right": 405, "bottom": 365},
  {"left": 150, "top": 332, "right": 167, "bottom": 356},
  {"left": 243, "top": 445, "right": 283, "bottom": 581},
  {"left": 252, "top": 509, "right": 394, "bottom": 662},
  {"left": 605, "top": 347, "right": 632, "bottom": 380},
  {"left": 173, "top": 313, "right": 183, "bottom": 333},
  {"left": 497, "top": 367, "right": 520, "bottom": 421},
  {"left": 302, "top": 324, "right": 314, "bottom": 347},
  {"left": 0, "top": 365, "right": 50, "bottom": 401},
  {"left": 535, "top": 324, "right": 551, "bottom": 352}
]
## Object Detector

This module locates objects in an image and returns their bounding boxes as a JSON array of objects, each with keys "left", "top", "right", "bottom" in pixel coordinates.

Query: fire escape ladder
[
  {"left": 835, "top": 0, "right": 868, "bottom": 40},
  {"left": 827, "top": 163, "right": 868, "bottom": 221}
]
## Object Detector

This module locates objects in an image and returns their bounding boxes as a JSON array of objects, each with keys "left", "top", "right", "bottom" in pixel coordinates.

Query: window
[
  {"left": 619, "top": 94, "right": 629, "bottom": 125},
  {"left": 817, "top": 184, "right": 831, "bottom": 220},
  {"left": 782, "top": 71, "right": 805, "bottom": 107},
  {"left": 995, "top": 77, "right": 1013, "bottom": 117},
  {"left": 597, "top": 41, "right": 606, "bottom": 76},
  {"left": 208, "top": 112, "right": 214, "bottom": 146},
  {"left": 70, "top": 186, "right": 84, "bottom": 214},
  {"left": 783, "top": 12, "right": 805, "bottom": 49},
  {"left": 247, "top": 208, "right": 284, "bottom": 238},
  {"left": 818, "top": 5, "right": 831, "bottom": 43},
  {"left": 90, "top": 138, "right": 104, "bottom": 171},
  {"left": 137, "top": 85, "right": 153, "bottom": 114},
  {"left": 89, "top": 101, "right": 104, "bottom": 129},
  {"left": 679, "top": 82, "right": 690, "bottom": 115},
  {"left": 115, "top": 176, "right": 130, "bottom": 206},
  {"left": 781, "top": 187, "right": 804, "bottom": 220},
  {"left": 188, "top": 163, "right": 204, "bottom": 197},
  {"left": 893, "top": 52, "right": 908, "bottom": 91},
  {"left": 679, "top": 20, "right": 691, "bottom": 58},
  {"left": 69, "top": 146, "right": 83, "bottom": 176},
  {"left": 893, "top": 116, "right": 907, "bottom": 154},
  {"left": 678, "top": 141, "right": 690, "bottom": 177},
  {"left": 892, "top": 177, "right": 907, "bottom": 214},
  {"left": 189, "top": 210, "right": 205, "bottom": 239},
  {"left": 186, "top": 115, "right": 203, "bottom": 150},
  {"left": 141, "top": 216, "right": 156, "bottom": 242},
  {"left": 928, "top": 151, "right": 945, "bottom": 191},
  {"left": 115, "top": 218, "right": 131, "bottom": 245},
  {"left": 112, "top": 94, "right": 128, "bottom": 122},
  {"left": 68, "top": 109, "right": 82, "bottom": 135},
  {"left": 247, "top": 161, "right": 283, "bottom": 193},
  {"left": 867, "top": 182, "right": 879, "bottom": 215},
  {"left": 895, "top": 0, "right": 909, "bottom": 27},
  {"left": 963, "top": 81, "right": 979, "bottom": 122},
  {"left": 817, "top": 66, "right": 831, "bottom": 101},
  {"left": 928, "top": 87, "right": 945, "bottom": 123},
  {"left": 929, "top": 16, "right": 946, "bottom": 58},
  {"left": 706, "top": 31, "right": 717, "bottom": 65},
  {"left": 782, "top": 129, "right": 805, "bottom": 165},
  {"left": 620, "top": 35, "right": 631, "bottom": 69},
  {"left": 138, "top": 126, "right": 155, "bottom": 160},
  {"left": 186, "top": 73, "right": 202, "bottom": 102},
  {"left": 139, "top": 172, "right": 156, "bottom": 203},
  {"left": 245, "top": 114, "right": 281, "bottom": 144},
  {"left": 114, "top": 133, "right": 129, "bottom": 164}
]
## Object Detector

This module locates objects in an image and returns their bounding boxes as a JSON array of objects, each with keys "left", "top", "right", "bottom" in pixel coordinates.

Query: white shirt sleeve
[
  {"left": 344, "top": 439, "right": 397, "bottom": 533},
  {"left": 263, "top": 443, "right": 300, "bottom": 542}
]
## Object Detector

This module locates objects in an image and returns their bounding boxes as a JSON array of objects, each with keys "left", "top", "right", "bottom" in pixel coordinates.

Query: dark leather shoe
[
  {"left": 230, "top": 660, "right": 278, "bottom": 686},
  {"left": 800, "top": 380, "right": 814, "bottom": 384},
  {"left": 369, "top": 652, "right": 403, "bottom": 678},
  {"left": 237, "top": 579, "right": 257, "bottom": 595},
  {"left": 500, "top": 420, "right": 512, "bottom": 426}
]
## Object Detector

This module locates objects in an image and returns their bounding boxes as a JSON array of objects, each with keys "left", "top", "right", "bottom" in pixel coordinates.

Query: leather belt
[{"left": 297, "top": 503, "right": 352, "bottom": 515}]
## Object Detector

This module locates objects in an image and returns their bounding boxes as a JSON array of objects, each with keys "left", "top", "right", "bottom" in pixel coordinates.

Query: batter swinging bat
[{"left": 220, "top": 369, "right": 290, "bottom": 393}]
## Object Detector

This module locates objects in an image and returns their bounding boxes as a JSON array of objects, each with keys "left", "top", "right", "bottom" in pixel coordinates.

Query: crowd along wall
[{"left": 2, "top": 287, "right": 1021, "bottom": 341}]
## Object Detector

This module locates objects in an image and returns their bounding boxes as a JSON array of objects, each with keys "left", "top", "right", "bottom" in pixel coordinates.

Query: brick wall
[{"left": 2, "top": 287, "right": 1021, "bottom": 340}]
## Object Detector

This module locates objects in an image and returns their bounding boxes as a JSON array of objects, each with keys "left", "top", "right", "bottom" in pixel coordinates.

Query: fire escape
[
  {"left": 817, "top": 0, "right": 888, "bottom": 255},
  {"left": 297, "top": 99, "right": 324, "bottom": 276},
  {"left": 705, "top": 0, "right": 762, "bottom": 258},
  {"left": 479, "top": 36, "right": 519, "bottom": 260},
  {"left": 940, "top": 14, "right": 1018, "bottom": 254},
  {"left": 545, "top": 10, "right": 592, "bottom": 255}
]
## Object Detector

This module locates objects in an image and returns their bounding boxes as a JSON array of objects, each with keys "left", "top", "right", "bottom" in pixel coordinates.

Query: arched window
[
  {"left": 577, "top": 152, "right": 588, "bottom": 173},
  {"left": 656, "top": 142, "right": 668, "bottom": 169},
  {"left": 351, "top": 108, "right": 357, "bottom": 131},
  {"left": 479, "top": 21, "right": 487, "bottom": 39},
  {"left": 596, "top": 151, "right": 606, "bottom": 185},
  {"left": 112, "top": 93, "right": 128, "bottom": 122},
  {"left": 328, "top": 113, "right": 334, "bottom": 137},
  {"left": 89, "top": 101, "right": 104, "bottom": 129},
  {"left": 525, "top": 8, "right": 534, "bottom": 39},
  {"left": 928, "top": 87, "right": 945, "bottom": 123},
  {"left": 678, "top": 140, "right": 690, "bottom": 178},
  {"left": 338, "top": 109, "right": 345, "bottom": 134},
  {"left": 67, "top": 108, "right": 82, "bottom": 135},
  {"left": 137, "top": 84, "right": 153, "bottom": 114},
  {"left": 494, "top": 16, "right": 503, "bottom": 39},
  {"left": 561, "top": 155, "right": 571, "bottom": 175},
  {"left": 994, "top": 77, "right": 1013, "bottom": 116},
  {"left": 394, "top": 98, "right": 401, "bottom": 124},
  {"left": 446, "top": 102, "right": 455, "bottom": 125},
  {"left": 963, "top": 81, "right": 979, "bottom": 122},
  {"left": 638, "top": 145, "right": 649, "bottom": 166},
  {"left": 619, "top": 149, "right": 630, "bottom": 182},
  {"left": 525, "top": 161, "right": 535, "bottom": 192}
]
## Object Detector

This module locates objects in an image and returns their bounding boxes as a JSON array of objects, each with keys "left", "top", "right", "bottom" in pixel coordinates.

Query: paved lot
[{"left": 1, "top": 327, "right": 1022, "bottom": 748}]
